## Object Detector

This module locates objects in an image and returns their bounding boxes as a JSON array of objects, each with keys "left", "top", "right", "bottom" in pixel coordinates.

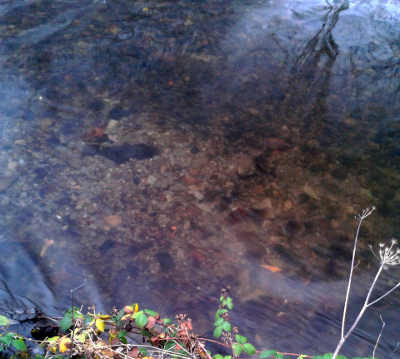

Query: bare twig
[{"left": 373, "top": 314, "right": 385, "bottom": 359}]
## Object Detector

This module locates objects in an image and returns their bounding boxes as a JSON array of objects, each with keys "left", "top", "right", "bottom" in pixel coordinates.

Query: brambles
[
  {"left": 0, "top": 292, "right": 380, "bottom": 359},
  {"left": 212, "top": 288, "right": 256, "bottom": 358}
]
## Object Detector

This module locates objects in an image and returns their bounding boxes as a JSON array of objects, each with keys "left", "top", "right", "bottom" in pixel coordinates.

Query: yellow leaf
[
  {"left": 133, "top": 303, "right": 139, "bottom": 314},
  {"left": 96, "top": 318, "right": 105, "bottom": 332},
  {"left": 123, "top": 305, "right": 133, "bottom": 313},
  {"left": 98, "top": 314, "right": 111, "bottom": 319},
  {"left": 46, "top": 336, "right": 59, "bottom": 354},
  {"left": 59, "top": 337, "right": 71, "bottom": 353},
  {"left": 108, "top": 329, "right": 117, "bottom": 344},
  {"left": 48, "top": 345, "right": 57, "bottom": 353}
]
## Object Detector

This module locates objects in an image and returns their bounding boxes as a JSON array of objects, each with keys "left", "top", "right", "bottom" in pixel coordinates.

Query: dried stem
[
  {"left": 332, "top": 206, "right": 400, "bottom": 359},
  {"left": 341, "top": 206, "right": 375, "bottom": 339}
]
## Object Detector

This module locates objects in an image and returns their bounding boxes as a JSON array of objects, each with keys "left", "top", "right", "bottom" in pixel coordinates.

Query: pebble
[
  {"left": 343, "top": 117, "right": 357, "bottom": 127},
  {"left": 118, "top": 32, "right": 133, "bottom": 40},
  {"left": 146, "top": 175, "right": 157, "bottom": 186},
  {"left": 283, "top": 199, "right": 293, "bottom": 211},
  {"left": 104, "top": 215, "right": 122, "bottom": 228},
  {"left": 330, "top": 219, "right": 340, "bottom": 229},
  {"left": 39, "top": 118, "right": 53, "bottom": 130},
  {"left": 302, "top": 183, "right": 319, "bottom": 200},
  {"left": 253, "top": 197, "right": 273, "bottom": 210},
  {"left": 235, "top": 153, "right": 256, "bottom": 178},
  {"left": 0, "top": 175, "right": 17, "bottom": 192},
  {"left": 105, "top": 120, "right": 119, "bottom": 133},
  {"left": 265, "top": 137, "right": 290, "bottom": 151},
  {"left": 7, "top": 161, "right": 18, "bottom": 171},
  {"left": 189, "top": 188, "right": 204, "bottom": 201}
]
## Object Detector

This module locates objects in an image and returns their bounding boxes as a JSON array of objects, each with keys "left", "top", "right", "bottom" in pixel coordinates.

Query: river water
[{"left": 0, "top": 0, "right": 400, "bottom": 357}]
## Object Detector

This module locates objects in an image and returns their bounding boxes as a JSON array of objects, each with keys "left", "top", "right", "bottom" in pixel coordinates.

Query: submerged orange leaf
[{"left": 260, "top": 264, "right": 281, "bottom": 273}]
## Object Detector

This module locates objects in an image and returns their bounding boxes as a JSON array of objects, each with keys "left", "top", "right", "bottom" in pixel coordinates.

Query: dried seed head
[{"left": 378, "top": 238, "right": 400, "bottom": 267}]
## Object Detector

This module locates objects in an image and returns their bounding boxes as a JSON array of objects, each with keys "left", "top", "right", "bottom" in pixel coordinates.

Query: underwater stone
[{"left": 95, "top": 143, "right": 159, "bottom": 163}]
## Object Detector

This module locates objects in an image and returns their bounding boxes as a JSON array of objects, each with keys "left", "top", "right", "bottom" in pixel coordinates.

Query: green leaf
[
  {"left": 139, "top": 347, "right": 147, "bottom": 355},
  {"left": 59, "top": 313, "right": 73, "bottom": 332},
  {"left": 224, "top": 356, "right": 232, "bottom": 359},
  {"left": 132, "top": 310, "right": 142, "bottom": 319},
  {"left": 134, "top": 312, "right": 148, "bottom": 328},
  {"left": 235, "top": 334, "right": 247, "bottom": 344},
  {"left": 243, "top": 343, "right": 256, "bottom": 355},
  {"left": 164, "top": 341, "right": 176, "bottom": 351},
  {"left": 11, "top": 338, "right": 26, "bottom": 351},
  {"left": 162, "top": 318, "right": 171, "bottom": 325},
  {"left": 0, "top": 333, "right": 13, "bottom": 346},
  {"left": 34, "top": 354, "right": 44, "bottom": 359},
  {"left": 213, "top": 355, "right": 223, "bottom": 359},
  {"left": 215, "top": 309, "right": 228, "bottom": 320},
  {"left": 221, "top": 297, "right": 233, "bottom": 310},
  {"left": 219, "top": 295, "right": 224, "bottom": 303},
  {"left": 144, "top": 309, "right": 158, "bottom": 317},
  {"left": 117, "top": 330, "right": 127, "bottom": 344},
  {"left": 0, "top": 315, "right": 9, "bottom": 327},
  {"left": 259, "top": 351, "right": 277, "bottom": 359},
  {"left": 213, "top": 326, "right": 223, "bottom": 338},
  {"left": 311, "top": 355, "right": 334, "bottom": 359},
  {"left": 214, "top": 317, "right": 224, "bottom": 327},
  {"left": 225, "top": 297, "right": 233, "bottom": 310},
  {"left": 232, "top": 343, "right": 243, "bottom": 356},
  {"left": 222, "top": 321, "right": 231, "bottom": 332},
  {"left": 72, "top": 309, "right": 83, "bottom": 319}
]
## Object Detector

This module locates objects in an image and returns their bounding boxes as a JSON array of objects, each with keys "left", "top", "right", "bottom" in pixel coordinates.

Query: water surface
[{"left": 1, "top": 0, "right": 400, "bottom": 357}]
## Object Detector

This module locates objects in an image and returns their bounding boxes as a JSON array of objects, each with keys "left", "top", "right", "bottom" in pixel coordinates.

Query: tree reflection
[{"left": 283, "top": 0, "right": 349, "bottom": 141}]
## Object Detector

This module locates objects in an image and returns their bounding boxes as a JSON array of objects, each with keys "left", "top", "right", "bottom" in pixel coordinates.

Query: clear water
[{"left": 1, "top": 0, "right": 400, "bottom": 357}]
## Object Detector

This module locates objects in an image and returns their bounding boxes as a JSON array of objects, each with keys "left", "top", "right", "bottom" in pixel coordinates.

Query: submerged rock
[{"left": 87, "top": 143, "right": 159, "bottom": 163}]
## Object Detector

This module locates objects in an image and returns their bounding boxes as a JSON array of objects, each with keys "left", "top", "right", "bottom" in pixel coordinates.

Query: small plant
[
  {"left": 0, "top": 315, "right": 28, "bottom": 356},
  {"left": 213, "top": 288, "right": 256, "bottom": 358}
]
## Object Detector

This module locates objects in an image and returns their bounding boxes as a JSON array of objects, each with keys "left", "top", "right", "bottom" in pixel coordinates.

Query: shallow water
[{"left": 1, "top": 0, "right": 400, "bottom": 357}]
